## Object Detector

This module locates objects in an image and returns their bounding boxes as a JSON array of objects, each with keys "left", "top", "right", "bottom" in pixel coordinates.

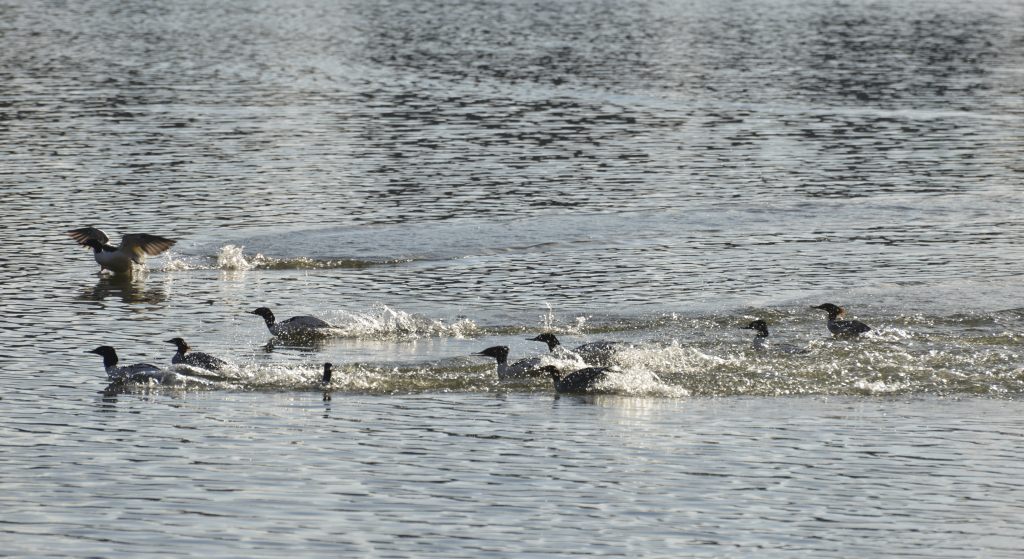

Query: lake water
[{"left": 2, "top": 0, "right": 1023, "bottom": 556}]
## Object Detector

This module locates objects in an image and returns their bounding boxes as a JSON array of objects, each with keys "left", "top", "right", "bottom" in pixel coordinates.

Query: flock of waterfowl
[{"left": 71, "top": 227, "right": 873, "bottom": 395}]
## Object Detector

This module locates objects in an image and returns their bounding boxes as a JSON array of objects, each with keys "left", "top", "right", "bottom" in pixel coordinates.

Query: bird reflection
[
  {"left": 98, "top": 388, "right": 120, "bottom": 407},
  {"left": 261, "top": 337, "right": 329, "bottom": 354},
  {"left": 79, "top": 274, "right": 167, "bottom": 304}
]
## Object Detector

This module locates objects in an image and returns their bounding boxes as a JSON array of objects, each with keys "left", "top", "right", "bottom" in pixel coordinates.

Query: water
[{"left": 2, "top": 0, "right": 1023, "bottom": 556}]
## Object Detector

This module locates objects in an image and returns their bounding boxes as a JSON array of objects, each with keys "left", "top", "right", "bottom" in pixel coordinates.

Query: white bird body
[{"left": 67, "top": 227, "right": 176, "bottom": 274}]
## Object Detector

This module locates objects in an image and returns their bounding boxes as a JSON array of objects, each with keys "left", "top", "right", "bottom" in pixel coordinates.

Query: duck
[
  {"left": 537, "top": 365, "right": 608, "bottom": 394},
  {"left": 249, "top": 307, "right": 333, "bottom": 337},
  {"left": 528, "top": 333, "right": 629, "bottom": 366},
  {"left": 321, "top": 362, "right": 333, "bottom": 401},
  {"left": 812, "top": 303, "right": 871, "bottom": 337},
  {"left": 474, "top": 345, "right": 545, "bottom": 380},
  {"left": 165, "top": 337, "right": 228, "bottom": 371},
  {"left": 741, "top": 320, "right": 772, "bottom": 351},
  {"left": 740, "top": 320, "right": 807, "bottom": 353},
  {"left": 67, "top": 227, "right": 175, "bottom": 275},
  {"left": 87, "top": 346, "right": 179, "bottom": 384}
]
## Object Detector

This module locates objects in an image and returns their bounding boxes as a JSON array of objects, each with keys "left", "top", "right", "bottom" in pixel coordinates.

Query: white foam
[
  {"left": 217, "top": 244, "right": 256, "bottom": 271},
  {"left": 328, "top": 304, "right": 479, "bottom": 340},
  {"left": 596, "top": 367, "right": 690, "bottom": 398}
]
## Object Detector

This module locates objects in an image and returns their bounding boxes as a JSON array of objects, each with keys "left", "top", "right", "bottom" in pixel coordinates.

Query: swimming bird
[
  {"left": 537, "top": 365, "right": 609, "bottom": 394},
  {"left": 741, "top": 320, "right": 772, "bottom": 351},
  {"left": 812, "top": 303, "right": 871, "bottom": 337},
  {"left": 474, "top": 345, "right": 545, "bottom": 380},
  {"left": 321, "top": 362, "right": 333, "bottom": 401},
  {"left": 87, "top": 345, "right": 174, "bottom": 383},
  {"left": 741, "top": 320, "right": 807, "bottom": 353},
  {"left": 322, "top": 362, "right": 333, "bottom": 386},
  {"left": 528, "top": 333, "right": 628, "bottom": 366},
  {"left": 249, "top": 307, "right": 333, "bottom": 337},
  {"left": 165, "top": 337, "right": 228, "bottom": 371},
  {"left": 67, "top": 227, "right": 176, "bottom": 274}
]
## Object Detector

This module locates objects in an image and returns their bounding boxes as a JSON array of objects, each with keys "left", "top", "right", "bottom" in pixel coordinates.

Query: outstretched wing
[
  {"left": 120, "top": 233, "right": 176, "bottom": 258},
  {"left": 66, "top": 227, "right": 110, "bottom": 247}
]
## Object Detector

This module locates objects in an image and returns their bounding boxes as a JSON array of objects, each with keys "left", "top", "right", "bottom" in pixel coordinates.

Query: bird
[
  {"left": 537, "top": 365, "right": 609, "bottom": 394},
  {"left": 740, "top": 320, "right": 807, "bottom": 353},
  {"left": 321, "top": 362, "right": 333, "bottom": 401},
  {"left": 474, "top": 345, "right": 546, "bottom": 380},
  {"left": 67, "top": 227, "right": 176, "bottom": 274},
  {"left": 87, "top": 345, "right": 177, "bottom": 384},
  {"left": 165, "top": 337, "right": 228, "bottom": 371},
  {"left": 527, "top": 333, "right": 629, "bottom": 366},
  {"left": 248, "top": 307, "right": 333, "bottom": 338},
  {"left": 741, "top": 320, "right": 772, "bottom": 351},
  {"left": 812, "top": 303, "right": 872, "bottom": 337},
  {"left": 321, "top": 362, "right": 333, "bottom": 386}
]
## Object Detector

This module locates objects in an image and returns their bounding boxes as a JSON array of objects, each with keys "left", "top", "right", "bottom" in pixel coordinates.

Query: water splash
[
  {"left": 328, "top": 305, "right": 479, "bottom": 340},
  {"left": 161, "top": 245, "right": 401, "bottom": 272},
  {"left": 594, "top": 367, "right": 691, "bottom": 398},
  {"left": 217, "top": 244, "right": 254, "bottom": 271}
]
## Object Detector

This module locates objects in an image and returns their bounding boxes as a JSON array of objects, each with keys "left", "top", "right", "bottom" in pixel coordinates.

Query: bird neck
[{"left": 101, "top": 353, "right": 118, "bottom": 368}]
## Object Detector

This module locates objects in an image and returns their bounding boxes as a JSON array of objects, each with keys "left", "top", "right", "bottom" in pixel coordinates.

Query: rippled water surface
[{"left": 2, "top": 0, "right": 1023, "bottom": 556}]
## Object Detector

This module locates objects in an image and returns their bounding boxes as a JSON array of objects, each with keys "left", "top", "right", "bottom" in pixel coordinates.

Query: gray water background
[{"left": 2, "top": 0, "right": 1024, "bottom": 556}]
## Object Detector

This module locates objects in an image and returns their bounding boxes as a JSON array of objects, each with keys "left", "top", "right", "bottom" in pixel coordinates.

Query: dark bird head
[
  {"left": 812, "top": 303, "right": 844, "bottom": 319},
  {"left": 249, "top": 307, "right": 276, "bottom": 324},
  {"left": 164, "top": 337, "right": 189, "bottom": 353},
  {"left": 474, "top": 345, "right": 509, "bottom": 364},
  {"left": 528, "top": 333, "right": 561, "bottom": 352},
  {"left": 741, "top": 320, "right": 769, "bottom": 336},
  {"left": 322, "top": 362, "right": 333, "bottom": 386},
  {"left": 537, "top": 365, "right": 562, "bottom": 382},
  {"left": 87, "top": 346, "right": 119, "bottom": 367}
]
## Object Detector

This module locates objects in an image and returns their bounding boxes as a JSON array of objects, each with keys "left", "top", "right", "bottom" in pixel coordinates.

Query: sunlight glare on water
[{"left": 1, "top": 0, "right": 1023, "bottom": 556}]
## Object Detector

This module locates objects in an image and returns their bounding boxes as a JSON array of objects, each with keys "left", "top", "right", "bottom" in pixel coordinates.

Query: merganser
[
  {"left": 741, "top": 320, "right": 771, "bottom": 351},
  {"left": 812, "top": 303, "right": 871, "bottom": 337},
  {"left": 741, "top": 320, "right": 807, "bottom": 353},
  {"left": 474, "top": 345, "right": 545, "bottom": 380},
  {"left": 322, "top": 362, "right": 333, "bottom": 386},
  {"left": 165, "top": 337, "right": 228, "bottom": 371},
  {"left": 537, "top": 365, "right": 608, "bottom": 394},
  {"left": 87, "top": 346, "right": 177, "bottom": 383},
  {"left": 321, "top": 362, "right": 333, "bottom": 401},
  {"left": 67, "top": 227, "right": 175, "bottom": 275},
  {"left": 528, "top": 333, "right": 628, "bottom": 366},
  {"left": 249, "top": 307, "right": 333, "bottom": 337}
]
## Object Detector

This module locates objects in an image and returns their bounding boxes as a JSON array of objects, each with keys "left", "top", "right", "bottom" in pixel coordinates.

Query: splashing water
[
  {"left": 327, "top": 305, "right": 479, "bottom": 340},
  {"left": 217, "top": 244, "right": 255, "bottom": 271}
]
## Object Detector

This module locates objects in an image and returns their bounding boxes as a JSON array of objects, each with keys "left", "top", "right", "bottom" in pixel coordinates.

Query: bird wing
[
  {"left": 120, "top": 233, "right": 176, "bottom": 258},
  {"left": 185, "top": 352, "right": 228, "bottom": 371},
  {"left": 837, "top": 320, "right": 871, "bottom": 334},
  {"left": 67, "top": 227, "right": 110, "bottom": 247},
  {"left": 508, "top": 356, "right": 545, "bottom": 376},
  {"left": 282, "top": 315, "right": 333, "bottom": 329}
]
